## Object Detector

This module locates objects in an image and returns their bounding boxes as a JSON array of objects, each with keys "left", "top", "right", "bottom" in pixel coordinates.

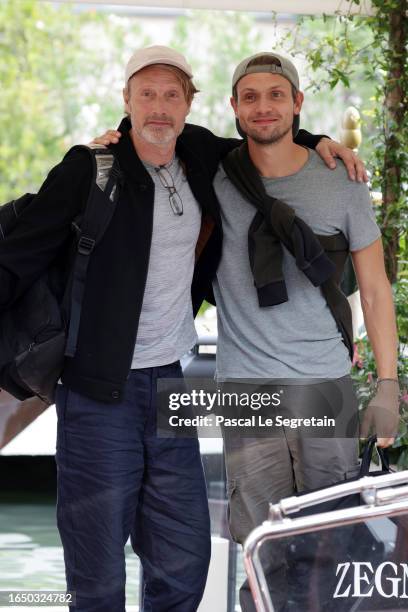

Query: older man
[{"left": 0, "top": 45, "right": 366, "bottom": 611}]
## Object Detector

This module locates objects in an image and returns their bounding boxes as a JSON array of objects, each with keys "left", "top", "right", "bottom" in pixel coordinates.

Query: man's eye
[
  {"left": 167, "top": 91, "right": 179, "bottom": 98},
  {"left": 142, "top": 91, "right": 153, "bottom": 97},
  {"left": 245, "top": 95, "right": 256, "bottom": 102},
  {"left": 272, "top": 91, "right": 283, "bottom": 98}
]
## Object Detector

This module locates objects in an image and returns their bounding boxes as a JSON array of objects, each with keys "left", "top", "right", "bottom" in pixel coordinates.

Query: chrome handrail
[
  {"left": 244, "top": 470, "right": 408, "bottom": 612},
  {"left": 270, "top": 470, "right": 408, "bottom": 519},
  {"left": 371, "top": 483, "right": 408, "bottom": 505}
]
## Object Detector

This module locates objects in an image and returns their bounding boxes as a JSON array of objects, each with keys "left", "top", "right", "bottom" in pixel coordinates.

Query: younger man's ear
[
  {"left": 294, "top": 90, "right": 304, "bottom": 116},
  {"left": 230, "top": 95, "right": 238, "bottom": 117}
]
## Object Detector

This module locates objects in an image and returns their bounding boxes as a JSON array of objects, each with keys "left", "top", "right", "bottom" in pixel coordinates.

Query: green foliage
[
  {"left": 281, "top": 1, "right": 408, "bottom": 283},
  {"left": 352, "top": 280, "right": 408, "bottom": 466},
  {"left": 275, "top": 13, "right": 378, "bottom": 163},
  {"left": 0, "top": 4, "right": 261, "bottom": 200},
  {"left": 0, "top": 0, "right": 149, "bottom": 201},
  {"left": 0, "top": 0, "right": 78, "bottom": 199},
  {"left": 287, "top": 1, "right": 408, "bottom": 466},
  {"left": 170, "top": 10, "right": 262, "bottom": 137}
]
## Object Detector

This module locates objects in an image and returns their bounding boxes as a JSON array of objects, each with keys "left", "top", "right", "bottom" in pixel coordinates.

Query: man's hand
[
  {"left": 315, "top": 137, "right": 368, "bottom": 183},
  {"left": 91, "top": 130, "right": 122, "bottom": 146},
  {"left": 360, "top": 379, "right": 400, "bottom": 448}
]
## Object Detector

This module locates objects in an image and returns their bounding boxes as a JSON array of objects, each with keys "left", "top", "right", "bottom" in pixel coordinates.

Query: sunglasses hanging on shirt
[{"left": 154, "top": 165, "right": 183, "bottom": 216}]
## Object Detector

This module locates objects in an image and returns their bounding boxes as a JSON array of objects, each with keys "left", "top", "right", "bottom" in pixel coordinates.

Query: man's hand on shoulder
[
  {"left": 315, "top": 137, "right": 368, "bottom": 183},
  {"left": 91, "top": 130, "right": 122, "bottom": 146}
]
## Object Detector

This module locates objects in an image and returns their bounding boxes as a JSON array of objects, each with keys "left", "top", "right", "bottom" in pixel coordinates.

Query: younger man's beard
[{"left": 243, "top": 122, "right": 292, "bottom": 146}]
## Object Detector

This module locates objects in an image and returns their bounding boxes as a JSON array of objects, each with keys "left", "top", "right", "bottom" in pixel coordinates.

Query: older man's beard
[
  {"left": 141, "top": 125, "right": 177, "bottom": 145},
  {"left": 138, "top": 114, "right": 179, "bottom": 145}
]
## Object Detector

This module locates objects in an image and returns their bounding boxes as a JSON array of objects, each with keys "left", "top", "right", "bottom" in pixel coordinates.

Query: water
[
  {"left": 0, "top": 502, "right": 140, "bottom": 605},
  {"left": 0, "top": 500, "right": 245, "bottom": 611}
]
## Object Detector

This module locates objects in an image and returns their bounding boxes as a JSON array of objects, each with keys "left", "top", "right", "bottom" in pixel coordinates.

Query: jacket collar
[
  {"left": 109, "top": 117, "right": 154, "bottom": 189},
  {"left": 113, "top": 117, "right": 205, "bottom": 173},
  {"left": 111, "top": 117, "right": 220, "bottom": 223}
]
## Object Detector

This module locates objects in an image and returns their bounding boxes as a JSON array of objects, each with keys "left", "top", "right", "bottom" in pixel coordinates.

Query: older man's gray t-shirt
[
  {"left": 213, "top": 149, "right": 381, "bottom": 379},
  {"left": 131, "top": 157, "right": 201, "bottom": 368}
]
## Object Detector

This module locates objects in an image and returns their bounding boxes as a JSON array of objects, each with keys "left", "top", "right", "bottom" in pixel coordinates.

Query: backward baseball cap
[
  {"left": 125, "top": 45, "right": 193, "bottom": 86},
  {"left": 232, "top": 52, "right": 300, "bottom": 92}
]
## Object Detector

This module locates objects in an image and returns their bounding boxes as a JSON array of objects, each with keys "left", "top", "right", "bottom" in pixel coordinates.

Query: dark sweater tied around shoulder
[{"left": 221, "top": 142, "right": 336, "bottom": 307}]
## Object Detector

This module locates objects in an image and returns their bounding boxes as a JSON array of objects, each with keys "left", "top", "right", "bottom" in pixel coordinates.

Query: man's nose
[
  {"left": 146, "top": 94, "right": 165, "bottom": 114},
  {"left": 255, "top": 94, "right": 273, "bottom": 114},
  {"left": 149, "top": 99, "right": 162, "bottom": 114},
  {"left": 153, "top": 95, "right": 171, "bottom": 113}
]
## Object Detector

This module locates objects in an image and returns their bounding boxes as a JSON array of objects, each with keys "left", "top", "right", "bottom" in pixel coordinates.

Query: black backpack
[{"left": 0, "top": 145, "right": 122, "bottom": 404}]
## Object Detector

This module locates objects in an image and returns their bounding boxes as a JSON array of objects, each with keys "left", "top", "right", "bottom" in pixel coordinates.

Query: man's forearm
[
  {"left": 360, "top": 282, "right": 398, "bottom": 379},
  {"left": 294, "top": 129, "right": 326, "bottom": 149}
]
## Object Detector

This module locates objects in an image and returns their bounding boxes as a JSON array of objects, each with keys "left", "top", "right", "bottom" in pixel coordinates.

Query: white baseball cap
[{"left": 125, "top": 45, "right": 194, "bottom": 85}]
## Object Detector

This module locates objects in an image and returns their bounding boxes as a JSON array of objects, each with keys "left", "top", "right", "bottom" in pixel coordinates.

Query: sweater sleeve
[
  {"left": 0, "top": 148, "right": 93, "bottom": 311},
  {"left": 294, "top": 129, "right": 328, "bottom": 149}
]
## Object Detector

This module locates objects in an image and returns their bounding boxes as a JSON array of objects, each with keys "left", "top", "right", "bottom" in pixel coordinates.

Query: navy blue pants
[{"left": 55, "top": 363, "right": 211, "bottom": 612}]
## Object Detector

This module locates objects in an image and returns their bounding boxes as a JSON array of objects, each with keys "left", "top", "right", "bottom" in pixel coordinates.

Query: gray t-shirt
[
  {"left": 131, "top": 156, "right": 201, "bottom": 368},
  {"left": 213, "top": 149, "right": 381, "bottom": 379}
]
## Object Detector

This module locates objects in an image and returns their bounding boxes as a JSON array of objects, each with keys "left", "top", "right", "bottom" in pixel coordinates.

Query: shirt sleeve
[{"left": 343, "top": 182, "right": 381, "bottom": 251}]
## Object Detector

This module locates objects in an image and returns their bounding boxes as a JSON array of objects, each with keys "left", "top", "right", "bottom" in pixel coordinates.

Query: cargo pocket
[
  {"left": 227, "top": 479, "right": 247, "bottom": 545},
  {"left": 344, "top": 463, "right": 361, "bottom": 479}
]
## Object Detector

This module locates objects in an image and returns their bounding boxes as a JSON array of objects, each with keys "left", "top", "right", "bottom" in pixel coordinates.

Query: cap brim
[{"left": 127, "top": 59, "right": 193, "bottom": 81}]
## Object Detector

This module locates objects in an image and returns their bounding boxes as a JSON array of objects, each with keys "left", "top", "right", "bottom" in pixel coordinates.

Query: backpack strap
[{"left": 64, "top": 144, "right": 122, "bottom": 358}]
